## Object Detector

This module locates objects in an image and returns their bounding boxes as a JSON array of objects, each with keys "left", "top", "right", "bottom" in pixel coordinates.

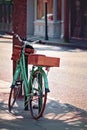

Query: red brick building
[
  {"left": 13, "top": 0, "right": 87, "bottom": 43},
  {"left": 13, "top": 0, "right": 87, "bottom": 40},
  {"left": 0, "top": 0, "right": 87, "bottom": 42}
]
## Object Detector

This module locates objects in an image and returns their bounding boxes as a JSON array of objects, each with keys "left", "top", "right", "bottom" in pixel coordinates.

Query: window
[
  {"left": 37, "top": 0, "right": 53, "bottom": 20},
  {"left": 0, "top": 0, "right": 13, "bottom": 4}
]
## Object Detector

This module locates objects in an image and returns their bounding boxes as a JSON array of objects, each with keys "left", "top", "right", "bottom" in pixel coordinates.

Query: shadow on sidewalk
[
  {"left": 35, "top": 44, "right": 87, "bottom": 53},
  {"left": 0, "top": 97, "right": 87, "bottom": 130}
]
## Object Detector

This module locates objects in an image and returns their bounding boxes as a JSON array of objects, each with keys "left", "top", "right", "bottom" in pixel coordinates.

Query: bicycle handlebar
[{"left": 9, "top": 32, "right": 40, "bottom": 46}]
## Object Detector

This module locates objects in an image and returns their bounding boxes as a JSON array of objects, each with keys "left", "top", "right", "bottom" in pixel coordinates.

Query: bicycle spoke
[{"left": 29, "top": 70, "right": 47, "bottom": 119}]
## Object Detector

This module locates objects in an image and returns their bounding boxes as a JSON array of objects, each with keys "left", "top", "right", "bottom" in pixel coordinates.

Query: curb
[
  {"left": 0, "top": 35, "right": 12, "bottom": 39},
  {"left": 0, "top": 34, "right": 87, "bottom": 49},
  {"left": 41, "top": 39, "right": 87, "bottom": 50}
]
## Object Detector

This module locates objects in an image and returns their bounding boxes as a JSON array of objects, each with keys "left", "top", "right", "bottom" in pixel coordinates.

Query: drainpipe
[
  {"left": 61, "top": 0, "right": 64, "bottom": 40},
  {"left": 44, "top": 0, "right": 48, "bottom": 40}
]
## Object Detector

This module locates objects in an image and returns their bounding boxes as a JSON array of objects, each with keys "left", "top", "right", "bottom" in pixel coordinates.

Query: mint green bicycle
[
  {"left": 8, "top": 33, "right": 50, "bottom": 120},
  {"left": 8, "top": 33, "right": 60, "bottom": 119}
]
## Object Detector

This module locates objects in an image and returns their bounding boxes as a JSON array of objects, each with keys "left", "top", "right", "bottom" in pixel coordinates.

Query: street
[
  {"left": 0, "top": 38, "right": 87, "bottom": 112},
  {"left": 34, "top": 43, "right": 87, "bottom": 111}
]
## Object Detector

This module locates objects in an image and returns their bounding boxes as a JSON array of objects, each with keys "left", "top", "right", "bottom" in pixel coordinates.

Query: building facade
[
  {"left": 32, "top": 0, "right": 62, "bottom": 39},
  {"left": 0, "top": 0, "right": 87, "bottom": 42},
  {"left": 13, "top": 0, "right": 87, "bottom": 42}
]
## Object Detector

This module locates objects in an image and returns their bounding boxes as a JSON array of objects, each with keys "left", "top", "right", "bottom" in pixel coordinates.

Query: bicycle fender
[
  {"left": 35, "top": 69, "right": 50, "bottom": 93},
  {"left": 12, "top": 67, "right": 21, "bottom": 85}
]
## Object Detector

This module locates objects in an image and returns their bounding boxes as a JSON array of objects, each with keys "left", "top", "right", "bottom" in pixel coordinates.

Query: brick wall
[
  {"left": 13, "top": 0, "right": 27, "bottom": 73},
  {"left": 13, "top": 0, "right": 27, "bottom": 45}
]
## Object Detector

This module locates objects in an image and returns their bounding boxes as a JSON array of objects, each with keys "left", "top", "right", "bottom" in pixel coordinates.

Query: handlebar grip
[
  {"left": 8, "top": 32, "right": 41, "bottom": 44},
  {"left": 7, "top": 31, "right": 14, "bottom": 36},
  {"left": 7, "top": 32, "right": 19, "bottom": 37},
  {"left": 7, "top": 32, "right": 18, "bottom": 38}
]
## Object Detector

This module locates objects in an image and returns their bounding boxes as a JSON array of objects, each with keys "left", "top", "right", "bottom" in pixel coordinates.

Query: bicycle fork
[{"left": 38, "top": 67, "right": 50, "bottom": 93}]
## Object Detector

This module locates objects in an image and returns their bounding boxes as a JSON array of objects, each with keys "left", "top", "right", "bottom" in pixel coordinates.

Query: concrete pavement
[
  {"left": 0, "top": 37, "right": 87, "bottom": 130},
  {"left": 0, "top": 85, "right": 87, "bottom": 130},
  {"left": 0, "top": 33, "right": 87, "bottom": 49}
]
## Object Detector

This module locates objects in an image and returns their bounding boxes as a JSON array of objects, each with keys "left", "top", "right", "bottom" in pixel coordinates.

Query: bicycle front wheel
[
  {"left": 8, "top": 80, "right": 22, "bottom": 112},
  {"left": 29, "top": 70, "right": 47, "bottom": 119}
]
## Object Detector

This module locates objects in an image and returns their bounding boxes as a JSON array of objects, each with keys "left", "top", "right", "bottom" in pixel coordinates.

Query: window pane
[
  {"left": 37, "top": 0, "right": 53, "bottom": 20},
  {"left": 48, "top": 0, "right": 53, "bottom": 14},
  {"left": 37, "top": 0, "right": 44, "bottom": 19}
]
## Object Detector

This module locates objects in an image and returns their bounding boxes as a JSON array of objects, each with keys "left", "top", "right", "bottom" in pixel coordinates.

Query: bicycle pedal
[
  {"left": 33, "top": 105, "right": 38, "bottom": 109},
  {"left": 34, "top": 92, "right": 39, "bottom": 96},
  {"left": 16, "top": 80, "right": 23, "bottom": 86}
]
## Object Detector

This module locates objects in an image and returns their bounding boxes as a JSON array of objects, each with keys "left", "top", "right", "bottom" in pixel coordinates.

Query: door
[
  {"left": 0, "top": 0, "right": 13, "bottom": 33},
  {"left": 70, "top": 0, "right": 87, "bottom": 40}
]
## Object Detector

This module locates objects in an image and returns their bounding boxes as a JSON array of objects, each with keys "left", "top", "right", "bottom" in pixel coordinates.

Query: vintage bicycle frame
[
  {"left": 8, "top": 33, "right": 60, "bottom": 119},
  {"left": 11, "top": 48, "right": 49, "bottom": 101}
]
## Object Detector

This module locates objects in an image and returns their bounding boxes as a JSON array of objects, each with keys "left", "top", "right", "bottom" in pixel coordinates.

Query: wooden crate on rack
[
  {"left": 11, "top": 45, "right": 34, "bottom": 61},
  {"left": 28, "top": 54, "right": 60, "bottom": 67}
]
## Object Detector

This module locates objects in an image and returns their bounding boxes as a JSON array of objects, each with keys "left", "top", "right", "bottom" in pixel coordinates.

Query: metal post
[
  {"left": 44, "top": 0, "right": 48, "bottom": 40},
  {"left": 38, "top": 67, "right": 42, "bottom": 113},
  {"left": 24, "top": 56, "right": 28, "bottom": 110}
]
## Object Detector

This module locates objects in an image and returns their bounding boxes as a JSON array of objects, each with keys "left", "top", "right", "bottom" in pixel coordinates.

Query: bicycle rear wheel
[
  {"left": 29, "top": 70, "right": 47, "bottom": 119},
  {"left": 8, "top": 80, "right": 22, "bottom": 112}
]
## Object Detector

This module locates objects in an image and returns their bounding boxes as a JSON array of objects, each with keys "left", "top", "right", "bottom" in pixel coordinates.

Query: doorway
[
  {"left": 0, "top": 0, "right": 13, "bottom": 33},
  {"left": 70, "top": 0, "right": 87, "bottom": 40}
]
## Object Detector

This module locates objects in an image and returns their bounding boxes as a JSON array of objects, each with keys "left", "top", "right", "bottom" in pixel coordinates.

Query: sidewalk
[
  {"left": 0, "top": 80, "right": 87, "bottom": 130},
  {"left": 0, "top": 33, "right": 87, "bottom": 49},
  {"left": 27, "top": 35, "right": 87, "bottom": 49},
  {"left": 0, "top": 87, "right": 87, "bottom": 130},
  {"left": 0, "top": 36, "right": 87, "bottom": 130}
]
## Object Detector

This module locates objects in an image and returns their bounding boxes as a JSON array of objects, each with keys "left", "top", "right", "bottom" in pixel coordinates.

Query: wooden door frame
[{"left": 63, "top": 0, "right": 69, "bottom": 42}]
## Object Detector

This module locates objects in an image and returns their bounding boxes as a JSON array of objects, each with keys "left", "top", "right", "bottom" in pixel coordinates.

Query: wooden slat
[
  {"left": 28, "top": 54, "right": 60, "bottom": 67},
  {"left": 12, "top": 45, "right": 34, "bottom": 61}
]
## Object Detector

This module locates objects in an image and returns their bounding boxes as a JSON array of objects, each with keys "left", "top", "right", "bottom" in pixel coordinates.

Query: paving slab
[
  {"left": 0, "top": 94, "right": 87, "bottom": 130},
  {"left": 0, "top": 36, "right": 87, "bottom": 130}
]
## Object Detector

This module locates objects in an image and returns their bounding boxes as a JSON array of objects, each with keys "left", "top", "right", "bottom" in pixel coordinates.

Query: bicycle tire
[
  {"left": 8, "top": 80, "right": 22, "bottom": 112},
  {"left": 29, "top": 70, "right": 47, "bottom": 119}
]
